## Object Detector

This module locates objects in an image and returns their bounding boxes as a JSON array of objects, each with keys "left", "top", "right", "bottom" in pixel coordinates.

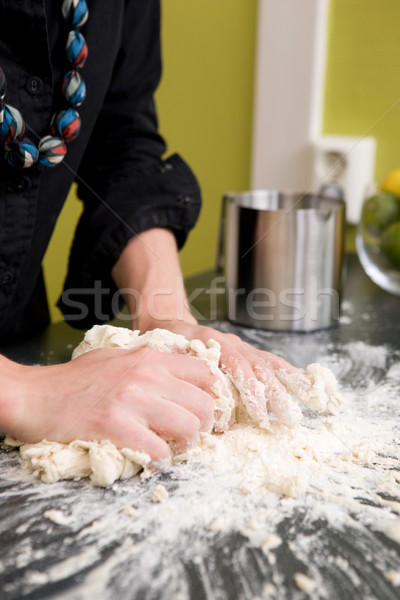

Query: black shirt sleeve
[{"left": 58, "top": 0, "right": 201, "bottom": 327}]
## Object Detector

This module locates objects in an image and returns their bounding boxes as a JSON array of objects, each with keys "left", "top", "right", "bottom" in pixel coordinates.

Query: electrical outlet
[{"left": 311, "top": 135, "right": 377, "bottom": 224}]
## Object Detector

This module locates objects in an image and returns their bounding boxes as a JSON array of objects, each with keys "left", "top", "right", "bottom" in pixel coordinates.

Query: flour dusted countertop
[{"left": 0, "top": 255, "right": 399, "bottom": 600}]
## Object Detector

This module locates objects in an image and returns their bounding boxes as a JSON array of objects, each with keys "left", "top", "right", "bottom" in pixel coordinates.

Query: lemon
[
  {"left": 361, "top": 191, "right": 400, "bottom": 235},
  {"left": 380, "top": 221, "right": 400, "bottom": 268},
  {"left": 379, "top": 168, "right": 400, "bottom": 197}
]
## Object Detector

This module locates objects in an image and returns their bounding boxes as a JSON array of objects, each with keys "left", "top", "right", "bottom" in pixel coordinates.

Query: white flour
[
  {"left": 3, "top": 325, "right": 342, "bottom": 489},
  {"left": 1, "top": 333, "right": 399, "bottom": 599}
]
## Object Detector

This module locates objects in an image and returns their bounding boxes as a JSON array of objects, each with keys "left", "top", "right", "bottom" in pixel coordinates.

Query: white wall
[{"left": 251, "top": 0, "right": 330, "bottom": 191}]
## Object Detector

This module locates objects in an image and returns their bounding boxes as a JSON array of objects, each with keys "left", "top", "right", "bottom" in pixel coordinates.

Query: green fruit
[
  {"left": 362, "top": 191, "right": 400, "bottom": 236},
  {"left": 381, "top": 221, "right": 400, "bottom": 268}
]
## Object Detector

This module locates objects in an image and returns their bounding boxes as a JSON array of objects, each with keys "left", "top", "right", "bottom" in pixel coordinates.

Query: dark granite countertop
[{"left": 0, "top": 254, "right": 399, "bottom": 600}]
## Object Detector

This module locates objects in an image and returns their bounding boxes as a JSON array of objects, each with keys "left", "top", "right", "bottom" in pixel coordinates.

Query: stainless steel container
[{"left": 217, "top": 190, "right": 346, "bottom": 331}]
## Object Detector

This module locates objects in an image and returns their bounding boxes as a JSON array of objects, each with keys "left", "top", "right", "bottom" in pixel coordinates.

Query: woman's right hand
[{"left": 0, "top": 347, "right": 218, "bottom": 464}]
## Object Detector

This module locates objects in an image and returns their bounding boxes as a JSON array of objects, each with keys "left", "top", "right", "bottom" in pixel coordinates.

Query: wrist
[
  {"left": 131, "top": 289, "right": 197, "bottom": 332},
  {"left": 111, "top": 228, "right": 198, "bottom": 332},
  {"left": 0, "top": 355, "right": 27, "bottom": 437}
]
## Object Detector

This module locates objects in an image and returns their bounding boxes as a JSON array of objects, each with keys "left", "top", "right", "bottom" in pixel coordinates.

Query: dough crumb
[
  {"left": 122, "top": 506, "right": 138, "bottom": 517},
  {"left": 207, "top": 517, "right": 227, "bottom": 532},
  {"left": 294, "top": 572, "right": 317, "bottom": 594},
  {"left": 151, "top": 484, "right": 169, "bottom": 503},
  {"left": 44, "top": 509, "right": 74, "bottom": 526},
  {"left": 261, "top": 534, "right": 282, "bottom": 554},
  {"left": 16, "top": 520, "right": 34, "bottom": 535},
  {"left": 262, "top": 583, "right": 277, "bottom": 596},
  {"left": 25, "top": 570, "right": 48, "bottom": 585},
  {"left": 385, "top": 570, "right": 400, "bottom": 587},
  {"left": 384, "top": 520, "right": 400, "bottom": 542}
]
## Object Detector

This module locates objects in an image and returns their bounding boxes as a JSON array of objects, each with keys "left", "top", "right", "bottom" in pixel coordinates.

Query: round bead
[
  {"left": 62, "top": 0, "right": 89, "bottom": 28},
  {"left": 62, "top": 70, "right": 86, "bottom": 107},
  {"left": 38, "top": 135, "right": 67, "bottom": 167},
  {"left": 66, "top": 30, "right": 88, "bottom": 69},
  {"left": 51, "top": 108, "right": 81, "bottom": 142},
  {"left": 6, "top": 138, "right": 39, "bottom": 169},
  {"left": 0, "top": 105, "right": 25, "bottom": 144},
  {"left": 0, "top": 67, "right": 7, "bottom": 101}
]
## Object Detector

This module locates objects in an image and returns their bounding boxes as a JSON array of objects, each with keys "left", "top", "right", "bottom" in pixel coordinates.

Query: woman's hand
[
  {"left": 110, "top": 227, "right": 336, "bottom": 425},
  {"left": 0, "top": 347, "right": 218, "bottom": 463},
  {"left": 150, "top": 320, "right": 313, "bottom": 426}
]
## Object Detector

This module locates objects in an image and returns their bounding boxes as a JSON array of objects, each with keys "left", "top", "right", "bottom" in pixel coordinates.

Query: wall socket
[{"left": 311, "top": 135, "right": 377, "bottom": 224}]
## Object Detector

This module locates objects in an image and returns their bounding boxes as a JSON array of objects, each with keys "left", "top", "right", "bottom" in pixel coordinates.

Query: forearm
[{"left": 111, "top": 228, "right": 197, "bottom": 331}]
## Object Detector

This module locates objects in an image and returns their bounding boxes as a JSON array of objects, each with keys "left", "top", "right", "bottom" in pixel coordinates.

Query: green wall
[
  {"left": 45, "top": 0, "right": 399, "bottom": 323},
  {"left": 323, "top": 0, "right": 400, "bottom": 181},
  {"left": 43, "top": 0, "right": 258, "bottom": 322}
]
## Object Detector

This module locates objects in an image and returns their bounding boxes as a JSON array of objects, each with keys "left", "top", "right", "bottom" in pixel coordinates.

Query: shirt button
[
  {"left": 26, "top": 76, "right": 44, "bottom": 95},
  {"left": 178, "top": 195, "right": 193, "bottom": 205},
  {"left": 14, "top": 176, "right": 32, "bottom": 192},
  {"left": 0, "top": 271, "right": 14, "bottom": 287}
]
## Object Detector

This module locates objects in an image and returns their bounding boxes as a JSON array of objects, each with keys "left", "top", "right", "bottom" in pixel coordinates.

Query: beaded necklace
[{"left": 0, "top": 0, "right": 89, "bottom": 169}]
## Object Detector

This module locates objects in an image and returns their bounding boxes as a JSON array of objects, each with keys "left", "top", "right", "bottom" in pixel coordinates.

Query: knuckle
[
  {"left": 87, "top": 401, "right": 121, "bottom": 434},
  {"left": 226, "top": 333, "right": 241, "bottom": 344},
  {"left": 132, "top": 365, "right": 156, "bottom": 384}
]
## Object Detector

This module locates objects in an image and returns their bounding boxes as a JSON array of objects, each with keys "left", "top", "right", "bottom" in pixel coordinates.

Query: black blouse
[{"left": 0, "top": 0, "right": 201, "bottom": 338}]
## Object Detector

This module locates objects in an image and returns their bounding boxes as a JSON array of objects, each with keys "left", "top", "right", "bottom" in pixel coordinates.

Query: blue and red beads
[
  {"left": 0, "top": 0, "right": 89, "bottom": 169},
  {"left": 0, "top": 105, "right": 25, "bottom": 144},
  {"left": 62, "top": 70, "right": 86, "bottom": 107},
  {"left": 6, "top": 138, "right": 39, "bottom": 169},
  {"left": 62, "top": 0, "right": 88, "bottom": 28},
  {"left": 66, "top": 30, "right": 88, "bottom": 69},
  {"left": 51, "top": 108, "right": 81, "bottom": 142},
  {"left": 38, "top": 136, "right": 67, "bottom": 167}
]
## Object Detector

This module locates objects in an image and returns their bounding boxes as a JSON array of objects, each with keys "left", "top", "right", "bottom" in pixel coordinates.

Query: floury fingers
[{"left": 277, "top": 363, "right": 344, "bottom": 414}]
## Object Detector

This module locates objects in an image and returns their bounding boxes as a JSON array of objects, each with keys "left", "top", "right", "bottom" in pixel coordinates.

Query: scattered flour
[
  {"left": 1, "top": 328, "right": 399, "bottom": 600},
  {"left": 3, "top": 325, "right": 343, "bottom": 490}
]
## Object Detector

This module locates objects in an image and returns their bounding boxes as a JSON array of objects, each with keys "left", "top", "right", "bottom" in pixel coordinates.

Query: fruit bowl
[{"left": 356, "top": 188, "right": 400, "bottom": 296}]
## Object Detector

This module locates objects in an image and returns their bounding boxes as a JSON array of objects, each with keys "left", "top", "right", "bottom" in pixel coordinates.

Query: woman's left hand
[{"left": 153, "top": 320, "right": 313, "bottom": 426}]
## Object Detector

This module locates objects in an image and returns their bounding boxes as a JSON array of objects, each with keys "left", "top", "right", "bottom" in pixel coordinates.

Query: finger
[
  {"left": 242, "top": 342, "right": 307, "bottom": 380},
  {"left": 166, "top": 384, "right": 215, "bottom": 432},
  {"left": 163, "top": 353, "right": 219, "bottom": 393},
  {"left": 218, "top": 343, "right": 269, "bottom": 422},
  {"left": 165, "top": 352, "right": 236, "bottom": 434},
  {"left": 130, "top": 393, "right": 202, "bottom": 454},
  {"left": 258, "top": 350, "right": 303, "bottom": 373},
  {"left": 201, "top": 332, "right": 303, "bottom": 425},
  {"left": 220, "top": 338, "right": 302, "bottom": 426},
  {"left": 275, "top": 368, "right": 315, "bottom": 402},
  {"left": 250, "top": 348, "right": 318, "bottom": 402},
  {"left": 85, "top": 416, "right": 171, "bottom": 464},
  {"left": 290, "top": 363, "right": 344, "bottom": 413},
  {"left": 254, "top": 364, "right": 302, "bottom": 426},
  {"left": 242, "top": 344, "right": 310, "bottom": 422},
  {"left": 152, "top": 354, "right": 218, "bottom": 430}
]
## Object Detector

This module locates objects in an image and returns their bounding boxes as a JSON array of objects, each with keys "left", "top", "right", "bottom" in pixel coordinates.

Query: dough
[
  {"left": 3, "top": 325, "right": 343, "bottom": 488},
  {"left": 294, "top": 572, "right": 317, "bottom": 594}
]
